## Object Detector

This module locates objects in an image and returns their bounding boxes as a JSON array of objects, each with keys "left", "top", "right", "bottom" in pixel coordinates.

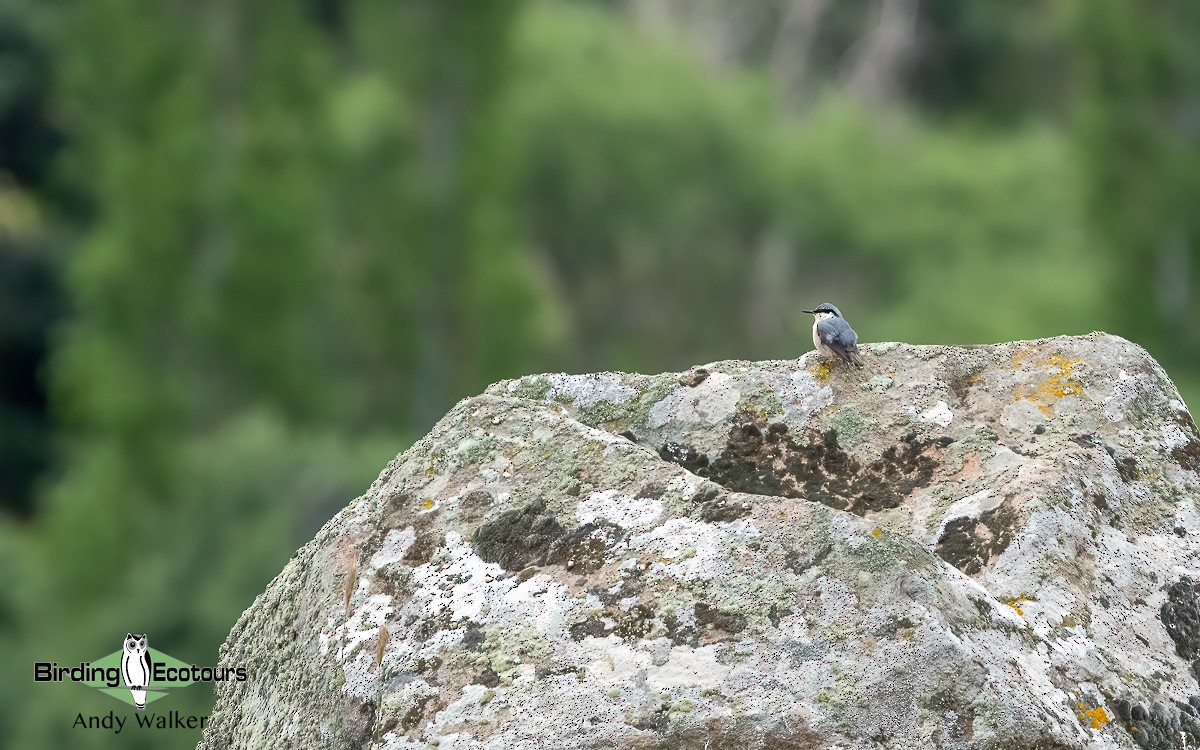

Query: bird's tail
[{"left": 850, "top": 351, "right": 865, "bottom": 368}]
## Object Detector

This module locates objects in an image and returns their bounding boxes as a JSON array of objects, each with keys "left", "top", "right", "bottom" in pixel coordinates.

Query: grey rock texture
[{"left": 198, "top": 334, "right": 1200, "bottom": 750}]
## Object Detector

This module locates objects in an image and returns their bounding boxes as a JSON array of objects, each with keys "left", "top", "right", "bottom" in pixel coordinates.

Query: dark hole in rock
[
  {"left": 1175, "top": 438, "right": 1200, "bottom": 473},
  {"left": 1093, "top": 440, "right": 1140, "bottom": 482},
  {"left": 343, "top": 695, "right": 375, "bottom": 745},
  {"left": 476, "top": 666, "right": 500, "bottom": 687},
  {"left": 767, "top": 604, "right": 793, "bottom": 628},
  {"left": 694, "top": 602, "right": 747, "bottom": 635},
  {"left": 636, "top": 480, "right": 667, "bottom": 500},
  {"left": 784, "top": 543, "right": 831, "bottom": 574},
  {"left": 679, "top": 367, "right": 710, "bottom": 387},
  {"left": 413, "top": 656, "right": 441, "bottom": 686},
  {"left": 1176, "top": 409, "right": 1200, "bottom": 439},
  {"left": 544, "top": 522, "right": 623, "bottom": 573},
  {"left": 1113, "top": 697, "right": 1200, "bottom": 750},
  {"left": 615, "top": 604, "right": 656, "bottom": 640},
  {"left": 689, "top": 485, "right": 749, "bottom": 522},
  {"left": 403, "top": 529, "right": 440, "bottom": 566},
  {"left": 399, "top": 695, "right": 432, "bottom": 732},
  {"left": 934, "top": 500, "right": 1017, "bottom": 575},
  {"left": 471, "top": 500, "right": 565, "bottom": 571},
  {"left": 1163, "top": 578, "right": 1200, "bottom": 660},
  {"left": 459, "top": 489, "right": 494, "bottom": 521},
  {"left": 662, "top": 613, "right": 698, "bottom": 647},
  {"left": 660, "top": 441, "right": 709, "bottom": 474},
  {"left": 569, "top": 618, "right": 612, "bottom": 641},
  {"left": 461, "top": 625, "right": 485, "bottom": 650},
  {"left": 659, "top": 415, "right": 943, "bottom": 516}
]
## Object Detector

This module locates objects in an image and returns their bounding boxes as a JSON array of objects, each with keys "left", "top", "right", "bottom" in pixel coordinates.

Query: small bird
[{"left": 803, "top": 302, "right": 864, "bottom": 368}]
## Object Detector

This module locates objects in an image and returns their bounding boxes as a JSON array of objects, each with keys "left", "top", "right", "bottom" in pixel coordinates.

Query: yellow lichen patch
[
  {"left": 1009, "top": 347, "right": 1035, "bottom": 368},
  {"left": 810, "top": 361, "right": 832, "bottom": 382},
  {"left": 1012, "top": 353, "right": 1086, "bottom": 417},
  {"left": 1075, "top": 701, "right": 1111, "bottom": 730},
  {"left": 740, "top": 404, "right": 772, "bottom": 422},
  {"left": 1002, "top": 595, "right": 1035, "bottom": 616},
  {"left": 871, "top": 527, "right": 884, "bottom": 539},
  {"left": 422, "top": 498, "right": 434, "bottom": 510}
]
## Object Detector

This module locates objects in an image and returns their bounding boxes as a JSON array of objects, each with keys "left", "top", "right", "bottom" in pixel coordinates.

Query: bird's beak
[{"left": 801, "top": 310, "right": 815, "bottom": 314}]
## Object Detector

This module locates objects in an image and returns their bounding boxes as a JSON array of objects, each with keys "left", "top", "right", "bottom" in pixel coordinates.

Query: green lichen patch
[
  {"left": 847, "top": 535, "right": 899, "bottom": 574},
  {"left": 470, "top": 626, "right": 553, "bottom": 684},
  {"left": 735, "top": 388, "right": 786, "bottom": 423},
  {"left": 826, "top": 406, "right": 870, "bottom": 449},
  {"left": 576, "top": 397, "right": 634, "bottom": 427},
  {"left": 508, "top": 376, "right": 553, "bottom": 401},
  {"left": 452, "top": 434, "right": 504, "bottom": 471}
]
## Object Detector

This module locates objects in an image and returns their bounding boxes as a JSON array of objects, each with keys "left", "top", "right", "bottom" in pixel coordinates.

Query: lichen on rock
[{"left": 200, "top": 334, "right": 1200, "bottom": 750}]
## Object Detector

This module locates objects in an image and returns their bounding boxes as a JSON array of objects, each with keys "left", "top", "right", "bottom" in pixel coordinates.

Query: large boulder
[{"left": 198, "top": 334, "right": 1200, "bottom": 750}]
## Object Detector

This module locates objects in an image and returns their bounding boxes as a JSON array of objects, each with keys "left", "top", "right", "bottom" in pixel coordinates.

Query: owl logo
[{"left": 120, "top": 633, "right": 152, "bottom": 710}]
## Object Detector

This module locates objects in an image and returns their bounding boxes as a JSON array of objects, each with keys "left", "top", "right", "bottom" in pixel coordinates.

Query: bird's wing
[{"left": 817, "top": 318, "right": 864, "bottom": 367}]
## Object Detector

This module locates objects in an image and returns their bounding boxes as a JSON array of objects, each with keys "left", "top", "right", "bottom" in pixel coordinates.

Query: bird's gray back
[{"left": 817, "top": 316, "right": 858, "bottom": 347}]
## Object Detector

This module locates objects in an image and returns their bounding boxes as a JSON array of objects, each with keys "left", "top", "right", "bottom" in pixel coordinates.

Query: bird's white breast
[{"left": 812, "top": 320, "right": 833, "bottom": 358}]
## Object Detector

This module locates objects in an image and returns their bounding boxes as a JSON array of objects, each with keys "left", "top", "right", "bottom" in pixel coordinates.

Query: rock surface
[{"left": 198, "top": 334, "right": 1200, "bottom": 750}]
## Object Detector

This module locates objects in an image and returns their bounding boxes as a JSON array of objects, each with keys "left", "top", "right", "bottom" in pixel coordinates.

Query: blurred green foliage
[{"left": 0, "top": 1, "right": 1197, "bottom": 747}]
